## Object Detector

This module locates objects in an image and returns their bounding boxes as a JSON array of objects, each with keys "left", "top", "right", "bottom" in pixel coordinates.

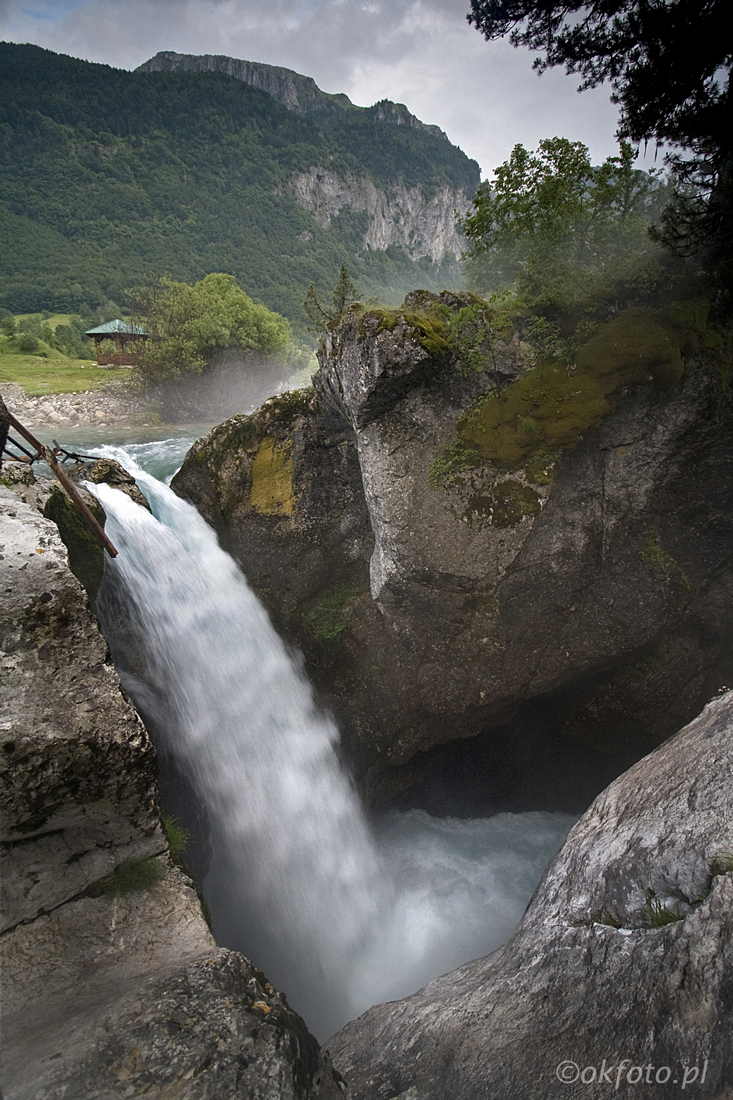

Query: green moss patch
[
  {"left": 43, "top": 486, "right": 106, "bottom": 602},
  {"left": 639, "top": 525, "right": 691, "bottom": 590},
  {"left": 365, "top": 306, "right": 450, "bottom": 359},
  {"left": 466, "top": 480, "right": 541, "bottom": 527},
  {"left": 524, "top": 456, "right": 555, "bottom": 485},
  {"left": 202, "top": 387, "right": 313, "bottom": 463},
  {"left": 458, "top": 307, "right": 684, "bottom": 473},
  {"left": 305, "top": 586, "right": 360, "bottom": 642}
]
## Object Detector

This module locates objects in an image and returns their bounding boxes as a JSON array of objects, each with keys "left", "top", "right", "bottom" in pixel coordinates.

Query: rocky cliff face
[
  {"left": 326, "top": 690, "right": 733, "bottom": 1099},
  {"left": 0, "top": 466, "right": 343, "bottom": 1099},
  {"left": 139, "top": 52, "right": 474, "bottom": 263},
  {"left": 291, "top": 168, "right": 469, "bottom": 261},
  {"left": 172, "top": 293, "right": 733, "bottom": 808},
  {"left": 138, "top": 51, "right": 357, "bottom": 116}
]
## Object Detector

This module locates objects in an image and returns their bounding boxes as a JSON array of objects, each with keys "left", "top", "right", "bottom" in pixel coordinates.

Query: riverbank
[{"left": 0, "top": 379, "right": 155, "bottom": 431}]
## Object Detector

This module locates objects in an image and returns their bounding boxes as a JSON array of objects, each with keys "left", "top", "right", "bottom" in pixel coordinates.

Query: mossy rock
[
  {"left": 367, "top": 306, "right": 450, "bottom": 359},
  {"left": 70, "top": 457, "right": 150, "bottom": 511},
  {"left": 0, "top": 461, "right": 35, "bottom": 487},
  {"left": 457, "top": 307, "right": 685, "bottom": 472},
  {"left": 99, "top": 856, "right": 165, "bottom": 896},
  {"left": 466, "top": 480, "right": 541, "bottom": 527},
  {"left": 43, "top": 485, "right": 107, "bottom": 603},
  {"left": 203, "top": 388, "right": 313, "bottom": 462},
  {"left": 638, "top": 525, "right": 692, "bottom": 591},
  {"left": 305, "top": 586, "right": 361, "bottom": 642},
  {"left": 575, "top": 307, "right": 684, "bottom": 389}
]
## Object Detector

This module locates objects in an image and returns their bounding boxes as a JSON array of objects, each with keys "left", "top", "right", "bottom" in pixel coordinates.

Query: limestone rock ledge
[
  {"left": 326, "top": 691, "right": 733, "bottom": 1099},
  {"left": 0, "top": 485, "right": 343, "bottom": 1099},
  {"left": 172, "top": 296, "right": 733, "bottom": 803}
]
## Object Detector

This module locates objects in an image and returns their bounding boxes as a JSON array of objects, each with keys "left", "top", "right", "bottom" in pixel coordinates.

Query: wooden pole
[{"left": 5, "top": 411, "right": 118, "bottom": 558}]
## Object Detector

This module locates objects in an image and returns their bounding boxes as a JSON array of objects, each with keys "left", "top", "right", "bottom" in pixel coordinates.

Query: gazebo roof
[{"left": 84, "top": 319, "right": 148, "bottom": 336}]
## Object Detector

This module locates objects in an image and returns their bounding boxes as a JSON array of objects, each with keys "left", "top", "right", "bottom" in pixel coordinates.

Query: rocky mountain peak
[{"left": 137, "top": 50, "right": 357, "bottom": 117}]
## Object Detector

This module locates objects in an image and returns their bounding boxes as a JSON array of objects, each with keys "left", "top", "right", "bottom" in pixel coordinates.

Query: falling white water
[{"left": 91, "top": 444, "right": 575, "bottom": 1039}]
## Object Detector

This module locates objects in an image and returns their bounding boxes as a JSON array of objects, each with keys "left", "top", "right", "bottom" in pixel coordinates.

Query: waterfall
[{"left": 92, "top": 445, "right": 575, "bottom": 1040}]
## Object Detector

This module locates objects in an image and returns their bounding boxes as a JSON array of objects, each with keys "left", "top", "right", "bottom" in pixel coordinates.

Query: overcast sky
[{"left": 1, "top": 0, "right": 638, "bottom": 180}]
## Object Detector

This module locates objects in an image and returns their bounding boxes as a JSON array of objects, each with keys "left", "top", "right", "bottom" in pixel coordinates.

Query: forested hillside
[{"left": 0, "top": 44, "right": 480, "bottom": 329}]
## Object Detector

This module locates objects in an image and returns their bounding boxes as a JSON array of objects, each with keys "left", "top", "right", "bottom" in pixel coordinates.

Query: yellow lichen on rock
[{"left": 248, "top": 438, "right": 294, "bottom": 515}]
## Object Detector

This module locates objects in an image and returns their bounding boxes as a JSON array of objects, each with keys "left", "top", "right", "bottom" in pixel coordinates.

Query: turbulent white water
[{"left": 91, "top": 442, "right": 575, "bottom": 1039}]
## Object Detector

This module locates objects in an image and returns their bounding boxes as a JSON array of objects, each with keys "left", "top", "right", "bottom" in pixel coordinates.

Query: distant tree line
[{"left": 0, "top": 309, "right": 93, "bottom": 358}]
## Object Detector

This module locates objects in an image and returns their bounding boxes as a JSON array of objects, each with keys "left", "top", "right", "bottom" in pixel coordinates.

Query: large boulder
[
  {"left": 172, "top": 295, "right": 733, "bottom": 804},
  {"left": 0, "top": 485, "right": 343, "bottom": 1099},
  {"left": 326, "top": 690, "right": 733, "bottom": 1099}
]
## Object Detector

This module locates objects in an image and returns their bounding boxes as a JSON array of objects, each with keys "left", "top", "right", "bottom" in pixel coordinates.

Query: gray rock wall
[
  {"left": 172, "top": 299, "right": 733, "bottom": 803},
  {"left": 291, "top": 167, "right": 470, "bottom": 261},
  {"left": 326, "top": 691, "right": 733, "bottom": 1099},
  {"left": 138, "top": 51, "right": 356, "bottom": 115},
  {"left": 0, "top": 482, "right": 343, "bottom": 1099}
]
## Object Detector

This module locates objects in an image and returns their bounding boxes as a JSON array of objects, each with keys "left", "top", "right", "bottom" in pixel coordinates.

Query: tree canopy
[
  {"left": 467, "top": 0, "right": 730, "bottom": 153},
  {"left": 132, "top": 273, "right": 292, "bottom": 386},
  {"left": 461, "top": 137, "right": 668, "bottom": 305},
  {"left": 467, "top": 0, "right": 732, "bottom": 291}
]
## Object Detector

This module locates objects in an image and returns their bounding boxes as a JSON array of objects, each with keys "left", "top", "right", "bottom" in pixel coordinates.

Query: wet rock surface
[
  {"left": 0, "top": 487, "right": 344, "bottom": 1099},
  {"left": 172, "top": 298, "right": 733, "bottom": 804},
  {"left": 67, "top": 455, "right": 152, "bottom": 510},
  {"left": 326, "top": 691, "right": 733, "bottom": 1100}
]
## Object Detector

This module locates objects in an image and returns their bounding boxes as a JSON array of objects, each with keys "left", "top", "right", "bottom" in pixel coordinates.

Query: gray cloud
[{"left": 1, "top": 0, "right": 627, "bottom": 177}]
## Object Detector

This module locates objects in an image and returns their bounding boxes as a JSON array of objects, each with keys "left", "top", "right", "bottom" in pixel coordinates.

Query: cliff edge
[
  {"left": 172, "top": 293, "right": 733, "bottom": 807},
  {"left": 0, "top": 467, "right": 343, "bottom": 1099}
]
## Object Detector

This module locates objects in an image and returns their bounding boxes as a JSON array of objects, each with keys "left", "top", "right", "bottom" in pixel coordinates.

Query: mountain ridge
[
  {"left": 137, "top": 50, "right": 445, "bottom": 135},
  {"left": 0, "top": 42, "right": 479, "bottom": 326}
]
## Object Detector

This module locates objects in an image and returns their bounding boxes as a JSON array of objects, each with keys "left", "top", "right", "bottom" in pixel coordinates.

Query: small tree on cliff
[
  {"left": 303, "top": 264, "right": 360, "bottom": 331},
  {"left": 131, "top": 273, "right": 291, "bottom": 387}
]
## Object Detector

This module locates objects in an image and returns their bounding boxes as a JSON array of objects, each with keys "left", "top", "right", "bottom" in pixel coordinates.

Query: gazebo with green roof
[{"left": 84, "top": 319, "right": 148, "bottom": 366}]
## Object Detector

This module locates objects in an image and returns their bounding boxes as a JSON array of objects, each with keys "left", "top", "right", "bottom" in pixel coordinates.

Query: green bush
[
  {"left": 131, "top": 273, "right": 292, "bottom": 387},
  {"left": 101, "top": 856, "right": 165, "bottom": 896},
  {"left": 162, "top": 813, "right": 190, "bottom": 859},
  {"left": 17, "top": 333, "right": 39, "bottom": 353}
]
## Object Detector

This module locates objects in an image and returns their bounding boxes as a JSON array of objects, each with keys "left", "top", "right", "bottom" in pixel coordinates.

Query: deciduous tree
[
  {"left": 132, "top": 273, "right": 291, "bottom": 386},
  {"left": 461, "top": 137, "right": 667, "bottom": 304}
]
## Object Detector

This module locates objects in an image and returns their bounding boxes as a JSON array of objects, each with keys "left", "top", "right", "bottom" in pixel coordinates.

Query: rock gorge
[
  {"left": 172, "top": 292, "right": 733, "bottom": 810},
  {"left": 1, "top": 438, "right": 730, "bottom": 1098},
  {"left": 2, "top": 269, "right": 732, "bottom": 1099},
  {"left": 326, "top": 689, "right": 733, "bottom": 1098}
]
